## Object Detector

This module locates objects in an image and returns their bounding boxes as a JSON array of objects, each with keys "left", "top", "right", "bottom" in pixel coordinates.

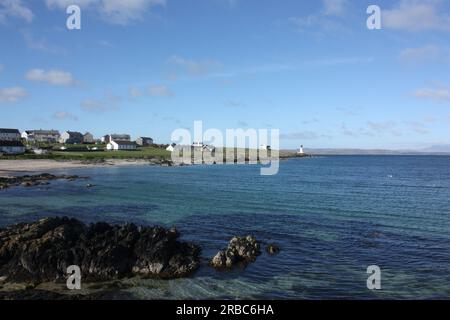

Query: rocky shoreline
[
  {"left": 0, "top": 217, "right": 200, "bottom": 284},
  {"left": 0, "top": 217, "right": 279, "bottom": 299},
  {"left": 0, "top": 173, "right": 88, "bottom": 190}
]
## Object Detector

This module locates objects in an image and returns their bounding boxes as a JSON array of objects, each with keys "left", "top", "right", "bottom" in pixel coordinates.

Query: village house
[
  {"left": 83, "top": 132, "right": 94, "bottom": 144},
  {"left": 136, "top": 137, "right": 153, "bottom": 146},
  {"left": 102, "top": 134, "right": 131, "bottom": 144},
  {"left": 166, "top": 143, "right": 176, "bottom": 152},
  {"left": 0, "top": 140, "right": 26, "bottom": 155},
  {"left": 0, "top": 128, "right": 21, "bottom": 141},
  {"left": 21, "top": 130, "right": 60, "bottom": 143},
  {"left": 59, "top": 131, "right": 83, "bottom": 144},
  {"left": 106, "top": 140, "right": 137, "bottom": 151}
]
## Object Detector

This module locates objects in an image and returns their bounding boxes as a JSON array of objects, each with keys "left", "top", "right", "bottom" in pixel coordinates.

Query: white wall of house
[
  {"left": 59, "top": 131, "right": 70, "bottom": 144},
  {"left": 22, "top": 131, "right": 60, "bottom": 143},
  {"left": 166, "top": 145, "right": 175, "bottom": 152},
  {"left": 107, "top": 141, "right": 136, "bottom": 150}
]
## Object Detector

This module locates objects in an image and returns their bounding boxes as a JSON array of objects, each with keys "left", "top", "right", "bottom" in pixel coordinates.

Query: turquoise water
[{"left": 1, "top": 156, "right": 450, "bottom": 299}]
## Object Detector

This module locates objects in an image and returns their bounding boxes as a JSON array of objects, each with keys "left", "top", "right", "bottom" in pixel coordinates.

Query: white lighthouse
[{"left": 298, "top": 145, "right": 304, "bottom": 154}]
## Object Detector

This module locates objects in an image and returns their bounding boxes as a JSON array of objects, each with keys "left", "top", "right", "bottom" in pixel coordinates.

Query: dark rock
[
  {"left": 210, "top": 235, "right": 261, "bottom": 269},
  {"left": 266, "top": 244, "right": 280, "bottom": 255},
  {"left": 0, "top": 174, "right": 87, "bottom": 190},
  {"left": 0, "top": 217, "right": 200, "bottom": 284}
]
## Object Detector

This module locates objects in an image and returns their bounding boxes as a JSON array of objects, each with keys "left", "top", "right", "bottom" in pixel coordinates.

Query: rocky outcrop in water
[
  {"left": 0, "top": 173, "right": 86, "bottom": 190},
  {"left": 266, "top": 244, "right": 280, "bottom": 255},
  {"left": 210, "top": 235, "right": 261, "bottom": 268},
  {"left": 0, "top": 217, "right": 200, "bottom": 284}
]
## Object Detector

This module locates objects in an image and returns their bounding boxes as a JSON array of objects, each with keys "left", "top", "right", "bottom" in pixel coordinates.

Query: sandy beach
[{"left": 0, "top": 159, "right": 152, "bottom": 176}]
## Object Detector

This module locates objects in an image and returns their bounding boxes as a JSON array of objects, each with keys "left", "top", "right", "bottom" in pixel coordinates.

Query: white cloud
[
  {"left": 45, "top": 0, "right": 96, "bottom": 8},
  {"left": 323, "top": 0, "right": 347, "bottom": 16},
  {"left": 415, "top": 86, "right": 450, "bottom": 101},
  {"left": 81, "top": 99, "right": 108, "bottom": 112},
  {"left": 169, "top": 55, "right": 220, "bottom": 76},
  {"left": 53, "top": 111, "right": 78, "bottom": 121},
  {"left": 405, "top": 121, "right": 429, "bottom": 134},
  {"left": 367, "top": 121, "right": 398, "bottom": 134},
  {"left": 129, "top": 86, "right": 142, "bottom": 98},
  {"left": 399, "top": 44, "right": 441, "bottom": 61},
  {"left": 289, "top": 15, "right": 344, "bottom": 34},
  {"left": 384, "top": 0, "right": 450, "bottom": 32},
  {"left": 21, "top": 30, "right": 65, "bottom": 54},
  {"left": 148, "top": 84, "right": 175, "bottom": 97},
  {"left": 101, "top": 0, "right": 165, "bottom": 25},
  {"left": 45, "top": 0, "right": 166, "bottom": 25},
  {"left": 0, "top": 86, "right": 28, "bottom": 103},
  {"left": 340, "top": 122, "right": 402, "bottom": 138},
  {"left": 280, "top": 131, "right": 328, "bottom": 140},
  {"left": 289, "top": 0, "right": 349, "bottom": 34},
  {"left": 81, "top": 94, "right": 121, "bottom": 113},
  {"left": 26, "top": 69, "right": 77, "bottom": 86},
  {"left": 0, "top": 0, "right": 33, "bottom": 23},
  {"left": 225, "top": 100, "right": 242, "bottom": 107}
]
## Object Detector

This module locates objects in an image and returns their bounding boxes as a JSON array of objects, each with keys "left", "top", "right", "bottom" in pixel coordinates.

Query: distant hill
[
  {"left": 282, "top": 148, "right": 450, "bottom": 155},
  {"left": 420, "top": 145, "right": 450, "bottom": 153}
]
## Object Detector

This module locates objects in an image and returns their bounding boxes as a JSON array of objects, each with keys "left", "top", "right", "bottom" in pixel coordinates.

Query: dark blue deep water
[{"left": 1, "top": 156, "right": 450, "bottom": 299}]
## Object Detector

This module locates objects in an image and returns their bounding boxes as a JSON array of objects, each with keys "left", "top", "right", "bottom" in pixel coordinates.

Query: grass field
[
  {"left": 0, "top": 147, "right": 172, "bottom": 161},
  {"left": 1, "top": 146, "right": 299, "bottom": 162}
]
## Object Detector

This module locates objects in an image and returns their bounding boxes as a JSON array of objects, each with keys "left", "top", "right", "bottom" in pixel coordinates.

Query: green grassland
[
  {"left": 0, "top": 147, "right": 172, "bottom": 161},
  {"left": 1, "top": 144, "right": 299, "bottom": 162}
]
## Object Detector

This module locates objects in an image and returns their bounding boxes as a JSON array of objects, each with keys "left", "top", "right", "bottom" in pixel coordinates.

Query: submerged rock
[
  {"left": 0, "top": 217, "right": 200, "bottom": 284},
  {"left": 266, "top": 244, "right": 280, "bottom": 255},
  {"left": 0, "top": 174, "right": 87, "bottom": 190},
  {"left": 210, "top": 235, "right": 261, "bottom": 268}
]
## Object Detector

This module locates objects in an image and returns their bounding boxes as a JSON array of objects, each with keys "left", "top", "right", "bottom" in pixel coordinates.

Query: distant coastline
[
  {"left": 283, "top": 148, "right": 450, "bottom": 156},
  {"left": 2, "top": 152, "right": 449, "bottom": 177}
]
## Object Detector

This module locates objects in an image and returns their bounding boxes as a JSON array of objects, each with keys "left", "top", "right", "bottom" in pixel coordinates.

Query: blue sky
[{"left": 0, "top": 0, "right": 449, "bottom": 149}]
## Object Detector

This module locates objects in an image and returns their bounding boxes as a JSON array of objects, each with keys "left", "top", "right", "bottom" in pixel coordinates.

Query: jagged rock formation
[
  {"left": 210, "top": 235, "right": 261, "bottom": 268},
  {"left": 0, "top": 217, "right": 200, "bottom": 283}
]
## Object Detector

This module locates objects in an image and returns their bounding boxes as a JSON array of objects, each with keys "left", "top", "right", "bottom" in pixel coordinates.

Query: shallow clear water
[{"left": 1, "top": 155, "right": 450, "bottom": 299}]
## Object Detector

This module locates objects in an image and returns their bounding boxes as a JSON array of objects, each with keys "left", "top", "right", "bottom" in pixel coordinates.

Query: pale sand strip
[{"left": 0, "top": 159, "right": 151, "bottom": 176}]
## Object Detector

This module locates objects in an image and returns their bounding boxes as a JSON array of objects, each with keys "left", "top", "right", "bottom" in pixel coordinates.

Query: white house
[
  {"left": 83, "top": 132, "right": 94, "bottom": 144},
  {"left": 102, "top": 134, "right": 131, "bottom": 144},
  {"left": 0, "top": 128, "right": 21, "bottom": 141},
  {"left": 136, "top": 137, "right": 153, "bottom": 146},
  {"left": 0, "top": 140, "right": 26, "bottom": 154},
  {"left": 166, "top": 143, "right": 176, "bottom": 152},
  {"left": 59, "top": 131, "right": 83, "bottom": 144},
  {"left": 259, "top": 144, "right": 271, "bottom": 151},
  {"left": 22, "top": 130, "right": 60, "bottom": 143},
  {"left": 107, "top": 140, "right": 137, "bottom": 151}
]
